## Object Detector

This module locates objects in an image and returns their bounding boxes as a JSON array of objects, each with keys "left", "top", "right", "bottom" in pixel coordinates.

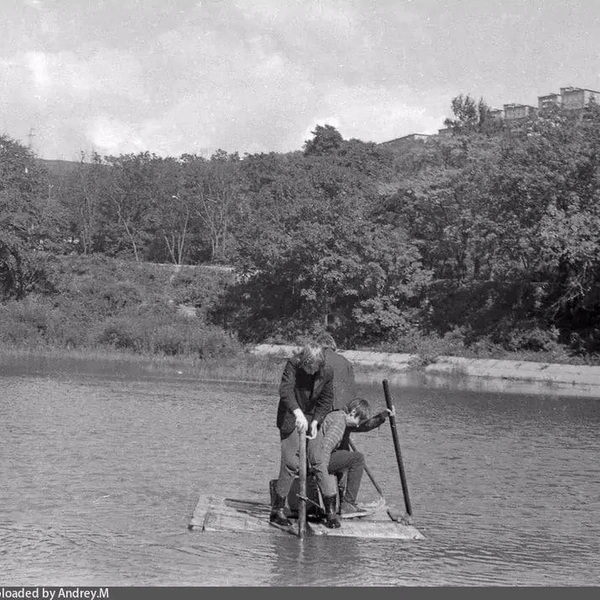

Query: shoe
[
  {"left": 270, "top": 508, "right": 291, "bottom": 527},
  {"left": 340, "top": 501, "right": 368, "bottom": 519},
  {"left": 269, "top": 493, "right": 291, "bottom": 528}
]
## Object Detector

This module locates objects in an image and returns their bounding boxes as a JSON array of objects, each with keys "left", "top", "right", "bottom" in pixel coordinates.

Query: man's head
[
  {"left": 343, "top": 397, "right": 371, "bottom": 426},
  {"left": 296, "top": 343, "right": 325, "bottom": 375},
  {"left": 315, "top": 331, "right": 337, "bottom": 351}
]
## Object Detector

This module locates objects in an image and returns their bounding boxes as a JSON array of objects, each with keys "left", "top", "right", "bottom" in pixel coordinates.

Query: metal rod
[
  {"left": 297, "top": 428, "right": 307, "bottom": 538},
  {"left": 382, "top": 379, "right": 413, "bottom": 516}
]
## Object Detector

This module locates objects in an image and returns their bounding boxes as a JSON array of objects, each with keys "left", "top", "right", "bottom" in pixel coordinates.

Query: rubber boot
[
  {"left": 269, "top": 479, "right": 277, "bottom": 506},
  {"left": 323, "top": 494, "right": 341, "bottom": 529},
  {"left": 269, "top": 493, "right": 291, "bottom": 528}
]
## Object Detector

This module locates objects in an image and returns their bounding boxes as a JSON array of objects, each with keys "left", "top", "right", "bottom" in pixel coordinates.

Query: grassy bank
[
  {"left": 2, "top": 254, "right": 599, "bottom": 370},
  {"left": 0, "top": 343, "right": 432, "bottom": 391}
]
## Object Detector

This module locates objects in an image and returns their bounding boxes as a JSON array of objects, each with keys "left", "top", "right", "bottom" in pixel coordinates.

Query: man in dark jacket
[
  {"left": 270, "top": 343, "right": 335, "bottom": 528},
  {"left": 315, "top": 332, "right": 356, "bottom": 410}
]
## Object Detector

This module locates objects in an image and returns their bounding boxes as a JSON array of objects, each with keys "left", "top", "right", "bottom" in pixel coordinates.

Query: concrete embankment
[{"left": 250, "top": 344, "right": 600, "bottom": 398}]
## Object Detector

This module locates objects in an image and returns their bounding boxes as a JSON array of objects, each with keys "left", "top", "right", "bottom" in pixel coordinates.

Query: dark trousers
[{"left": 328, "top": 450, "right": 364, "bottom": 504}]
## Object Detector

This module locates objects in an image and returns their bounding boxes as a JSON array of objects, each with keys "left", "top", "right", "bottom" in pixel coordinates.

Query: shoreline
[
  {"left": 2, "top": 344, "right": 600, "bottom": 398},
  {"left": 250, "top": 344, "right": 600, "bottom": 399}
]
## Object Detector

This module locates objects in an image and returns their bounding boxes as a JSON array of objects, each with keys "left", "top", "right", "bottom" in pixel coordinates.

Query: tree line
[{"left": 2, "top": 97, "right": 600, "bottom": 356}]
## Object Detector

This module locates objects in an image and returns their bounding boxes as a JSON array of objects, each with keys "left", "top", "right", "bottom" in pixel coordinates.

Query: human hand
[
  {"left": 293, "top": 409, "right": 308, "bottom": 433},
  {"left": 387, "top": 406, "right": 396, "bottom": 418},
  {"left": 306, "top": 420, "right": 318, "bottom": 440}
]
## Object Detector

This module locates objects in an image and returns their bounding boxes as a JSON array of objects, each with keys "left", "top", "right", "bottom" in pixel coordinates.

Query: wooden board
[{"left": 189, "top": 495, "right": 425, "bottom": 540}]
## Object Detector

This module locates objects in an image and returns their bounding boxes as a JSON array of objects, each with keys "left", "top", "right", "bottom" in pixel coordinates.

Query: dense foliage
[
  {"left": 3, "top": 100, "right": 600, "bottom": 360},
  {"left": 0, "top": 254, "right": 239, "bottom": 357}
]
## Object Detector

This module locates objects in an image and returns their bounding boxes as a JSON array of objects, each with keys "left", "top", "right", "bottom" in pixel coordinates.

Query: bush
[
  {"left": 0, "top": 256, "right": 241, "bottom": 359},
  {"left": 0, "top": 318, "right": 44, "bottom": 346},
  {"left": 93, "top": 314, "right": 241, "bottom": 358},
  {"left": 95, "top": 318, "right": 145, "bottom": 352},
  {"left": 170, "top": 267, "right": 232, "bottom": 321},
  {"left": 374, "top": 326, "right": 469, "bottom": 362},
  {"left": 102, "top": 281, "right": 144, "bottom": 312}
]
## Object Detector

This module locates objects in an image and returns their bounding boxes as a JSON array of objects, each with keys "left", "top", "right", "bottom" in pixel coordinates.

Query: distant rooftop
[{"left": 378, "top": 83, "right": 600, "bottom": 145}]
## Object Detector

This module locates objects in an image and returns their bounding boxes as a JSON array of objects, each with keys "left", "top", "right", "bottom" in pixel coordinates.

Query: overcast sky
[{"left": 2, "top": 0, "right": 600, "bottom": 161}]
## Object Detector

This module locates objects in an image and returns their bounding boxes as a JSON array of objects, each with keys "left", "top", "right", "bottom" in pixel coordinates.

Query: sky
[{"left": 2, "top": 0, "right": 600, "bottom": 161}]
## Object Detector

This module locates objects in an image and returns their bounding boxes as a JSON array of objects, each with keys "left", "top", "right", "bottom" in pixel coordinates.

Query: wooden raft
[{"left": 189, "top": 495, "right": 425, "bottom": 540}]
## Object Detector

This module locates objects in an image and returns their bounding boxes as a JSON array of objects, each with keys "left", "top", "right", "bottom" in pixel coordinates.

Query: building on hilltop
[
  {"left": 377, "top": 133, "right": 433, "bottom": 151},
  {"left": 559, "top": 86, "right": 600, "bottom": 110},
  {"left": 377, "top": 84, "right": 600, "bottom": 146},
  {"left": 538, "top": 86, "right": 600, "bottom": 112},
  {"left": 537, "top": 92, "right": 562, "bottom": 111},
  {"left": 503, "top": 103, "right": 538, "bottom": 121}
]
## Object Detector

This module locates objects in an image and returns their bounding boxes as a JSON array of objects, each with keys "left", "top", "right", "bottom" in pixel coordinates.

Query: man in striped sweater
[{"left": 307, "top": 398, "right": 374, "bottom": 528}]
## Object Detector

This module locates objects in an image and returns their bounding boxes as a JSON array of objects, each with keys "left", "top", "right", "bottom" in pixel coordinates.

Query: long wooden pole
[
  {"left": 382, "top": 379, "right": 413, "bottom": 517},
  {"left": 348, "top": 438, "right": 385, "bottom": 498},
  {"left": 297, "top": 428, "right": 307, "bottom": 539}
]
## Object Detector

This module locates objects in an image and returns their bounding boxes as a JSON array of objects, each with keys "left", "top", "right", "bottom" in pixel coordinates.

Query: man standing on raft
[{"left": 270, "top": 343, "right": 335, "bottom": 528}]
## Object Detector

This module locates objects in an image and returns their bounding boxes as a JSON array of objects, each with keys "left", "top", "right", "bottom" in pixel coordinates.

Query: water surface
[{"left": 1, "top": 356, "right": 599, "bottom": 586}]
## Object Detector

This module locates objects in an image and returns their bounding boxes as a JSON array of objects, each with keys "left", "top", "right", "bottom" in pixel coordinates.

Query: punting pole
[
  {"left": 348, "top": 438, "right": 385, "bottom": 499},
  {"left": 297, "top": 428, "right": 307, "bottom": 539},
  {"left": 382, "top": 379, "right": 413, "bottom": 518}
]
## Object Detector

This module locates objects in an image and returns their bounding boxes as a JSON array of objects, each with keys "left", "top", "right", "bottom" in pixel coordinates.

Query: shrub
[
  {"left": 92, "top": 314, "right": 241, "bottom": 359},
  {"left": 0, "top": 297, "right": 55, "bottom": 346},
  {"left": 170, "top": 267, "right": 233, "bottom": 322},
  {"left": 0, "top": 317, "right": 44, "bottom": 346},
  {"left": 95, "top": 318, "right": 145, "bottom": 352},
  {"left": 102, "top": 281, "right": 143, "bottom": 312}
]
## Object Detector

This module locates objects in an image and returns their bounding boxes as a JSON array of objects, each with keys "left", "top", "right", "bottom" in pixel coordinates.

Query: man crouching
[{"left": 307, "top": 398, "right": 372, "bottom": 528}]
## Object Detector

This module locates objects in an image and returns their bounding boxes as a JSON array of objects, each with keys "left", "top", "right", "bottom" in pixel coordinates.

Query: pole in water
[
  {"left": 297, "top": 428, "right": 307, "bottom": 539},
  {"left": 382, "top": 379, "right": 413, "bottom": 517}
]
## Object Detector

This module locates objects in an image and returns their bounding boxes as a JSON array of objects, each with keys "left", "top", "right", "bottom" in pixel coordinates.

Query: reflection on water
[{"left": 1, "top": 356, "right": 599, "bottom": 586}]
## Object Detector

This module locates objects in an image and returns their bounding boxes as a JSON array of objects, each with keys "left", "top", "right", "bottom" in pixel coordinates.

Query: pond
[{"left": 1, "top": 355, "right": 599, "bottom": 586}]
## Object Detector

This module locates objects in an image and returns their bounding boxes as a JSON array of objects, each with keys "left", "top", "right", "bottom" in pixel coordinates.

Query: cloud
[
  {"left": 86, "top": 115, "right": 144, "bottom": 155},
  {"left": 3, "top": 1, "right": 600, "bottom": 159},
  {"left": 0, "top": 46, "right": 151, "bottom": 157}
]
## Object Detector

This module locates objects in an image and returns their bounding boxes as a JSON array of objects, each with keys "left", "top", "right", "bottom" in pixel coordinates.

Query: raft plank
[{"left": 189, "top": 495, "right": 425, "bottom": 540}]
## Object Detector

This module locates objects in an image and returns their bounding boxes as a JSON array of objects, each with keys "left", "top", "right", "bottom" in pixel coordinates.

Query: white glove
[{"left": 293, "top": 409, "right": 308, "bottom": 432}]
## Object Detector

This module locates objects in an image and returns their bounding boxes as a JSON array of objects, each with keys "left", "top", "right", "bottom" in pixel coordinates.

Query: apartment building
[
  {"left": 503, "top": 103, "right": 538, "bottom": 121},
  {"left": 557, "top": 86, "right": 600, "bottom": 110},
  {"left": 538, "top": 92, "right": 562, "bottom": 111},
  {"left": 379, "top": 84, "right": 600, "bottom": 145}
]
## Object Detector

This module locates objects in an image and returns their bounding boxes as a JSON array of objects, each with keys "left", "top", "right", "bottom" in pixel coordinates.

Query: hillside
[{"left": 36, "top": 157, "right": 80, "bottom": 176}]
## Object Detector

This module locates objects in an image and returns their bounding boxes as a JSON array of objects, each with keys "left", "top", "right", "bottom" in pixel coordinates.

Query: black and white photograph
[{"left": 1, "top": 0, "right": 600, "bottom": 590}]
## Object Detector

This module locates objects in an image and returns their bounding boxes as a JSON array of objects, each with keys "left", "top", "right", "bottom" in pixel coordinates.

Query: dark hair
[
  {"left": 344, "top": 397, "right": 370, "bottom": 421},
  {"left": 315, "top": 331, "right": 337, "bottom": 351}
]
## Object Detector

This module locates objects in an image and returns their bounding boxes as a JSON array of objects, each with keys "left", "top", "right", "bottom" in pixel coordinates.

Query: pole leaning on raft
[
  {"left": 382, "top": 379, "right": 413, "bottom": 518},
  {"left": 297, "top": 428, "right": 307, "bottom": 539},
  {"left": 348, "top": 438, "right": 385, "bottom": 499}
]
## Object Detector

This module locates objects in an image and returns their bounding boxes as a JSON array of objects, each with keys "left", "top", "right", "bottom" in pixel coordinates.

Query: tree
[
  {"left": 57, "top": 152, "right": 107, "bottom": 254},
  {"left": 219, "top": 147, "right": 431, "bottom": 344},
  {"left": 98, "top": 152, "right": 164, "bottom": 262},
  {"left": 0, "top": 134, "right": 52, "bottom": 298},
  {"left": 181, "top": 150, "right": 241, "bottom": 263},
  {"left": 444, "top": 94, "right": 496, "bottom": 133},
  {"left": 382, "top": 99, "right": 600, "bottom": 351},
  {"left": 303, "top": 124, "right": 344, "bottom": 156}
]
